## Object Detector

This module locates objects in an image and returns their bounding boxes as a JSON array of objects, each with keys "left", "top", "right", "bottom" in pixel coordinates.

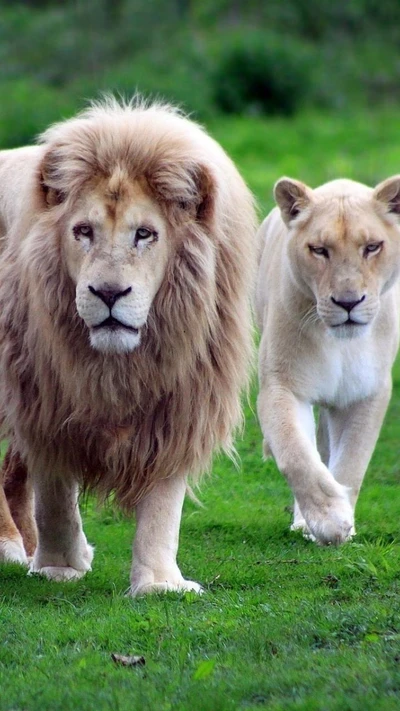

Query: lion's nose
[
  {"left": 331, "top": 294, "right": 366, "bottom": 313},
  {"left": 88, "top": 285, "right": 132, "bottom": 309}
]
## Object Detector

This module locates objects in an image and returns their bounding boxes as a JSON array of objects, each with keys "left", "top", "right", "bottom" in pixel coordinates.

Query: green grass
[
  {"left": 2, "top": 108, "right": 400, "bottom": 710},
  {"left": 208, "top": 107, "right": 400, "bottom": 215}
]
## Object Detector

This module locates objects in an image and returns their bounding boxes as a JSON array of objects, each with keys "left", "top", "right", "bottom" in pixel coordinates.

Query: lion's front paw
[
  {"left": 0, "top": 536, "right": 28, "bottom": 565},
  {"left": 299, "top": 484, "right": 354, "bottom": 546},
  {"left": 29, "top": 542, "right": 94, "bottom": 580},
  {"left": 130, "top": 578, "right": 203, "bottom": 597},
  {"left": 29, "top": 565, "right": 88, "bottom": 581},
  {"left": 130, "top": 579, "right": 203, "bottom": 597},
  {"left": 130, "top": 563, "right": 203, "bottom": 597},
  {"left": 72, "top": 542, "right": 94, "bottom": 571}
]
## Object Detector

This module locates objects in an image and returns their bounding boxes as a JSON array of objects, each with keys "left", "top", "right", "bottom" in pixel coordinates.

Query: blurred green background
[{"left": 1, "top": 0, "right": 400, "bottom": 148}]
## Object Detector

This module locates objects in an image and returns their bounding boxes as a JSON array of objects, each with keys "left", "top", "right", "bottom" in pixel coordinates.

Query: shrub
[{"left": 211, "top": 30, "right": 313, "bottom": 116}]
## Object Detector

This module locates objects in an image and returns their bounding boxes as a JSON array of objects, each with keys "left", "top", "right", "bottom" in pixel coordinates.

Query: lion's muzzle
[
  {"left": 88, "top": 284, "right": 133, "bottom": 309},
  {"left": 77, "top": 281, "right": 151, "bottom": 354}
]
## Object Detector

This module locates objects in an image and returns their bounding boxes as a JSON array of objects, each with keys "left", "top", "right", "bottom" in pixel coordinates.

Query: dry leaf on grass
[{"left": 111, "top": 653, "right": 146, "bottom": 667}]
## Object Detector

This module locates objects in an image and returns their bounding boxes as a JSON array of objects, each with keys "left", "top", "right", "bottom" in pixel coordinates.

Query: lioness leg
[
  {"left": 292, "top": 408, "right": 334, "bottom": 538},
  {"left": 325, "top": 383, "right": 392, "bottom": 516},
  {"left": 290, "top": 407, "right": 333, "bottom": 540},
  {"left": 30, "top": 477, "right": 93, "bottom": 581},
  {"left": 292, "top": 405, "right": 317, "bottom": 536},
  {"left": 258, "top": 383, "right": 353, "bottom": 545},
  {"left": 316, "top": 408, "right": 330, "bottom": 466},
  {"left": 3, "top": 450, "right": 37, "bottom": 557},
  {"left": 130, "top": 476, "right": 202, "bottom": 596}
]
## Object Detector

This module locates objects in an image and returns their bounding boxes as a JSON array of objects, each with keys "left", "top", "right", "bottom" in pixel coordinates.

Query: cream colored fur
[
  {"left": 256, "top": 176, "right": 400, "bottom": 544},
  {"left": 0, "top": 99, "right": 256, "bottom": 593},
  {"left": 0, "top": 450, "right": 37, "bottom": 564}
]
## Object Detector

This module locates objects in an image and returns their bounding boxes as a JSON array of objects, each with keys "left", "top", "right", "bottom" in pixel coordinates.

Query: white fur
[
  {"left": 130, "top": 476, "right": 203, "bottom": 596},
  {"left": 0, "top": 536, "right": 28, "bottom": 565},
  {"left": 89, "top": 327, "right": 141, "bottom": 354},
  {"left": 296, "top": 331, "right": 381, "bottom": 409}
]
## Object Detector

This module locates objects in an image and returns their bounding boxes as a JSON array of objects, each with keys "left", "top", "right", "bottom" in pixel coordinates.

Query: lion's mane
[{"left": 0, "top": 98, "right": 256, "bottom": 509}]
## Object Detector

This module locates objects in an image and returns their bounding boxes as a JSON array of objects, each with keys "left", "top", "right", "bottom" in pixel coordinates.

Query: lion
[
  {"left": 256, "top": 176, "right": 400, "bottom": 545},
  {"left": 0, "top": 98, "right": 256, "bottom": 594}
]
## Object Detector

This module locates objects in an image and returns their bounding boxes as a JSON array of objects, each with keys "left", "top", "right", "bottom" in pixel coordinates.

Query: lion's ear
[
  {"left": 373, "top": 175, "right": 400, "bottom": 215},
  {"left": 149, "top": 160, "right": 216, "bottom": 224},
  {"left": 40, "top": 147, "right": 66, "bottom": 208},
  {"left": 182, "top": 162, "right": 215, "bottom": 223},
  {"left": 274, "top": 177, "right": 313, "bottom": 226}
]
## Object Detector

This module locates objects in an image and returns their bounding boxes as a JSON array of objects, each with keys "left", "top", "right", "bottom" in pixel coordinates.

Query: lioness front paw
[
  {"left": 0, "top": 536, "right": 28, "bottom": 565},
  {"left": 290, "top": 519, "right": 316, "bottom": 542},
  {"left": 299, "top": 484, "right": 354, "bottom": 545},
  {"left": 304, "top": 504, "right": 353, "bottom": 545}
]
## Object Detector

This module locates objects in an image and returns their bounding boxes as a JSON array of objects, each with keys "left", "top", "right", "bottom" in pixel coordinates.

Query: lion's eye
[
  {"left": 73, "top": 223, "right": 93, "bottom": 240},
  {"left": 136, "top": 227, "right": 152, "bottom": 240},
  {"left": 309, "top": 245, "right": 329, "bottom": 258},
  {"left": 364, "top": 242, "right": 383, "bottom": 257},
  {"left": 134, "top": 227, "right": 157, "bottom": 246}
]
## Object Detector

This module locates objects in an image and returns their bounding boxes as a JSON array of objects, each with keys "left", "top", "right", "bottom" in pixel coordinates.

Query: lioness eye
[
  {"left": 364, "top": 242, "right": 383, "bottom": 257},
  {"left": 73, "top": 223, "right": 93, "bottom": 240},
  {"left": 309, "top": 245, "right": 329, "bottom": 258}
]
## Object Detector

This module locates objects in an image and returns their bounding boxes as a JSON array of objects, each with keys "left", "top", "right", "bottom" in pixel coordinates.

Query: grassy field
[{"left": 1, "top": 108, "right": 400, "bottom": 711}]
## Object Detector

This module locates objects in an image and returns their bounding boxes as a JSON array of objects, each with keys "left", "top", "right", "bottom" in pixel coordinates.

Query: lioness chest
[{"left": 296, "top": 333, "right": 385, "bottom": 409}]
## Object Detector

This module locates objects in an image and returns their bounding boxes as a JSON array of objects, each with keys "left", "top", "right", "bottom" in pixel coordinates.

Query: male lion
[
  {"left": 0, "top": 99, "right": 256, "bottom": 594},
  {"left": 256, "top": 176, "right": 400, "bottom": 545}
]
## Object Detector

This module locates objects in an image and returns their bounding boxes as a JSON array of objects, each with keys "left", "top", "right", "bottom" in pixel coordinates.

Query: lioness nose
[
  {"left": 331, "top": 295, "right": 365, "bottom": 313},
  {"left": 88, "top": 285, "right": 132, "bottom": 309}
]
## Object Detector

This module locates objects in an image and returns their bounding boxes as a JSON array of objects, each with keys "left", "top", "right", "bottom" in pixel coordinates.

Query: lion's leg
[
  {"left": 0, "top": 479, "right": 28, "bottom": 564},
  {"left": 3, "top": 450, "right": 37, "bottom": 558},
  {"left": 130, "top": 476, "right": 202, "bottom": 596},
  {"left": 30, "top": 477, "right": 93, "bottom": 581},
  {"left": 326, "top": 383, "right": 392, "bottom": 526},
  {"left": 258, "top": 382, "right": 353, "bottom": 545}
]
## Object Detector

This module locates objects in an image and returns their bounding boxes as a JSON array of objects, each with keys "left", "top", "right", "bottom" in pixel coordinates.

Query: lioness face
[
  {"left": 275, "top": 177, "right": 400, "bottom": 339},
  {"left": 63, "top": 176, "right": 170, "bottom": 354}
]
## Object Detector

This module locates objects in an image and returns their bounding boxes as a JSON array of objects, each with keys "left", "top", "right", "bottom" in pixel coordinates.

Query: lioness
[
  {"left": 0, "top": 99, "right": 256, "bottom": 593},
  {"left": 256, "top": 176, "right": 400, "bottom": 544}
]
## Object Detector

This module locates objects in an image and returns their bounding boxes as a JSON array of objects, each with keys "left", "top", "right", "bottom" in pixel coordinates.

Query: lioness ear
[
  {"left": 373, "top": 175, "right": 400, "bottom": 215},
  {"left": 40, "top": 147, "right": 65, "bottom": 208},
  {"left": 274, "top": 177, "right": 313, "bottom": 226}
]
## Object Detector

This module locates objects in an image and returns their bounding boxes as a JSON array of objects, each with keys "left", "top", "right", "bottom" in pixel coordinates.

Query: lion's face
[
  {"left": 275, "top": 177, "right": 400, "bottom": 339},
  {"left": 63, "top": 176, "right": 171, "bottom": 354}
]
